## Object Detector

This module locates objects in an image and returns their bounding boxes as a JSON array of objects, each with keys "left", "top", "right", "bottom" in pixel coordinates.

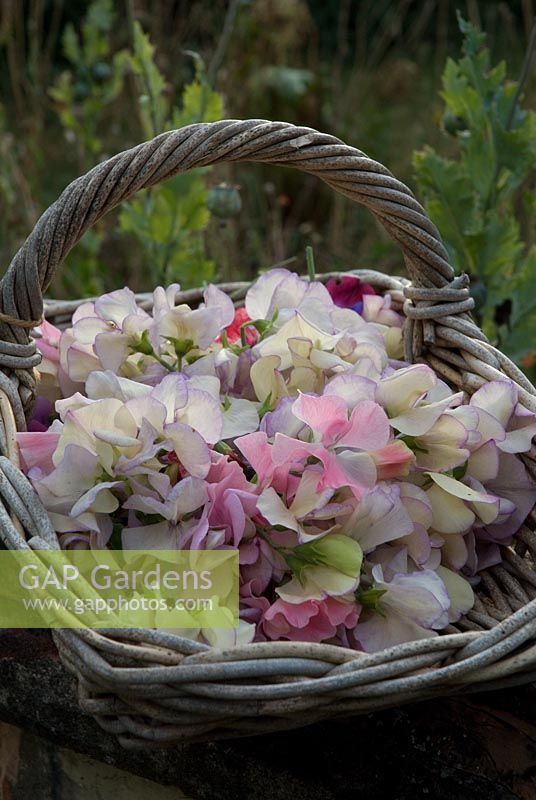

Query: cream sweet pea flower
[{"left": 277, "top": 534, "right": 363, "bottom": 603}]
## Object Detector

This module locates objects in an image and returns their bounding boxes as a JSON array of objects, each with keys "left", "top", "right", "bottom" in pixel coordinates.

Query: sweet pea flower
[
  {"left": 260, "top": 396, "right": 307, "bottom": 439},
  {"left": 276, "top": 533, "right": 363, "bottom": 602},
  {"left": 245, "top": 268, "right": 333, "bottom": 323},
  {"left": 152, "top": 284, "right": 235, "bottom": 354},
  {"left": 30, "top": 443, "right": 121, "bottom": 545},
  {"left": 361, "top": 293, "right": 403, "bottom": 328},
  {"left": 376, "top": 364, "right": 464, "bottom": 436},
  {"left": 239, "top": 583, "right": 271, "bottom": 631},
  {"left": 240, "top": 536, "right": 287, "bottom": 595},
  {"left": 340, "top": 484, "right": 414, "bottom": 552},
  {"left": 221, "top": 307, "right": 259, "bottom": 346},
  {"left": 356, "top": 565, "right": 451, "bottom": 651},
  {"left": 469, "top": 380, "right": 536, "bottom": 454},
  {"left": 263, "top": 596, "right": 359, "bottom": 643},
  {"left": 35, "top": 320, "right": 75, "bottom": 402},
  {"left": 256, "top": 467, "right": 343, "bottom": 543},
  {"left": 325, "top": 275, "right": 376, "bottom": 313},
  {"left": 254, "top": 311, "right": 341, "bottom": 371},
  {"left": 476, "top": 452, "right": 536, "bottom": 544},
  {"left": 410, "top": 413, "right": 470, "bottom": 472},
  {"left": 60, "top": 288, "right": 152, "bottom": 383},
  {"left": 425, "top": 472, "right": 506, "bottom": 534},
  {"left": 122, "top": 476, "right": 209, "bottom": 550},
  {"left": 270, "top": 392, "right": 390, "bottom": 498}
]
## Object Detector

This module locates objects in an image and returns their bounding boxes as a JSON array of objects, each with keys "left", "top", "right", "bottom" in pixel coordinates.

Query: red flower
[
  {"left": 223, "top": 307, "right": 259, "bottom": 346},
  {"left": 326, "top": 276, "right": 376, "bottom": 312}
]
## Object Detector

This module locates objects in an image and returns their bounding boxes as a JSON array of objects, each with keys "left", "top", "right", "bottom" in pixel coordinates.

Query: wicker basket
[{"left": 1, "top": 120, "right": 535, "bottom": 749}]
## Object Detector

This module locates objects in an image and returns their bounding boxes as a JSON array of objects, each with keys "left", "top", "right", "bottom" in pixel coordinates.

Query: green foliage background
[{"left": 0, "top": 0, "right": 534, "bottom": 374}]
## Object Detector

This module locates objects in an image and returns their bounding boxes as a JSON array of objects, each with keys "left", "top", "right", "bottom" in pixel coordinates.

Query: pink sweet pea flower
[
  {"left": 35, "top": 320, "right": 74, "bottom": 402},
  {"left": 325, "top": 275, "right": 376, "bottom": 313},
  {"left": 370, "top": 441, "right": 415, "bottom": 479},
  {"left": 17, "top": 429, "right": 61, "bottom": 474},
  {"left": 292, "top": 392, "right": 390, "bottom": 451},
  {"left": 262, "top": 596, "right": 359, "bottom": 643},
  {"left": 267, "top": 393, "right": 390, "bottom": 498},
  {"left": 35, "top": 319, "right": 61, "bottom": 363}
]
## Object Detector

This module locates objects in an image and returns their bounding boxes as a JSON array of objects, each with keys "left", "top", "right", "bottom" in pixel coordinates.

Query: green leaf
[
  {"left": 456, "top": 12, "right": 487, "bottom": 57},
  {"left": 355, "top": 586, "right": 387, "bottom": 612},
  {"left": 172, "top": 79, "right": 224, "bottom": 128},
  {"left": 412, "top": 147, "right": 478, "bottom": 273},
  {"left": 129, "top": 22, "right": 168, "bottom": 137},
  {"left": 413, "top": 13, "right": 536, "bottom": 377},
  {"left": 62, "top": 24, "right": 80, "bottom": 65}
]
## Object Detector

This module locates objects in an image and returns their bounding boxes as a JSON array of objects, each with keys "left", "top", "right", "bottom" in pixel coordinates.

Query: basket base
[{"left": 1, "top": 629, "right": 534, "bottom": 799}]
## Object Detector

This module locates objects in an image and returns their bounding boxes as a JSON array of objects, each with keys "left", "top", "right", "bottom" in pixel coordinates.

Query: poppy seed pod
[{"left": 207, "top": 183, "right": 242, "bottom": 219}]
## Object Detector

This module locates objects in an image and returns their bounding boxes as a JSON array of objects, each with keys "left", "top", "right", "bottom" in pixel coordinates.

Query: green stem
[
  {"left": 153, "top": 352, "right": 176, "bottom": 372},
  {"left": 256, "top": 526, "right": 288, "bottom": 557},
  {"left": 306, "top": 245, "right": 316, "bottom": 281}
]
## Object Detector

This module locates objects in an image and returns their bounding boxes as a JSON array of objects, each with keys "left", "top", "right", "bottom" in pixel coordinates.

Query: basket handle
[{"left": 3, "top": 119, "right": 532, "bottom": 421}]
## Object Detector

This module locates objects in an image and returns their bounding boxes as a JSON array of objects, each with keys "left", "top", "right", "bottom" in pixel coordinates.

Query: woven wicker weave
[{"left": 1, "top": 120, "right": 535, "bottom": 748}]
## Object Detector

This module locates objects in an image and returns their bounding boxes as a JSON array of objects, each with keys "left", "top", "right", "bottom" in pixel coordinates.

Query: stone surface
[
  {"left": 4, "top": 724, "right": 192, "bottom": 800},
  {"left": 0, "top": 630, "right": 535, "bottom": 799}
]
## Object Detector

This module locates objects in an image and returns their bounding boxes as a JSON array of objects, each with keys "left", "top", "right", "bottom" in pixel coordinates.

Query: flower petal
[
  {"left": 435, "top": 565, "right": 474, "bottom": 623},
  {"left": 336, "top": 401, "right": 390, "bottom": 451},
  {"left": 376, "top": 364, "right": 436, "bottom": 417},
  {"left": 470, "top": 380, "right": 517, "bottom": 427}
]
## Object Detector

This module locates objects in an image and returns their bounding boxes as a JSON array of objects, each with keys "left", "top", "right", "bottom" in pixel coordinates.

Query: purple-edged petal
[
  {"left": 341, "top": 484, "right": 413, "bottom": 552},
  {"left": 323, "top": 374, "right": 377, "bottom": 408},
  {"left": 245, "top": 268, "right": 291, "bottom": 320},
  {"left": 203, "top": 284, "right": 235, "bottom": 328},
  {"left": 94, "top": 287, "right": 140, "bottom": 325},
  {"left": 71, "top": 481, "right": 122, "bottom": 516},
  {"left": 177, "top": 387, "right": 223, "bottom": 444},
  {"left": 466, "top": 440, "right": 500, "bottom": 482},
  {"left": 389, "top": 393, "right": 464, "bottom": 437},
  {"left": 440, "top": 533, "right": 468, "bottom": 571},
  {"left": 165, "top": 422, "right": 211, "bottom": 478},
  {"left": 86, "top": 370, "right": 151, "bottom": 401},
  {"left": 376, "top": 364, "right": 436, "bottom": 417},
  {"left": 470, "top": 380, "right": 517, "bottom": 427},
  {"left": 261, "top": 396, "right": 306, "bottom": 439},
  {"left": 483, "top": 453, "right": 536, "bottom": 539},
  {"left": 499, "top": 404, "right": 536, "bottom": 454},
  {"left": 373, "top": 566, "right": 450, "bottom": 628},
  {"left": 436, "top": 565, "right": 474, "bottom": 623},
  {"left": 356, "top": 612, "right": 438, "bottom": 652}
]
